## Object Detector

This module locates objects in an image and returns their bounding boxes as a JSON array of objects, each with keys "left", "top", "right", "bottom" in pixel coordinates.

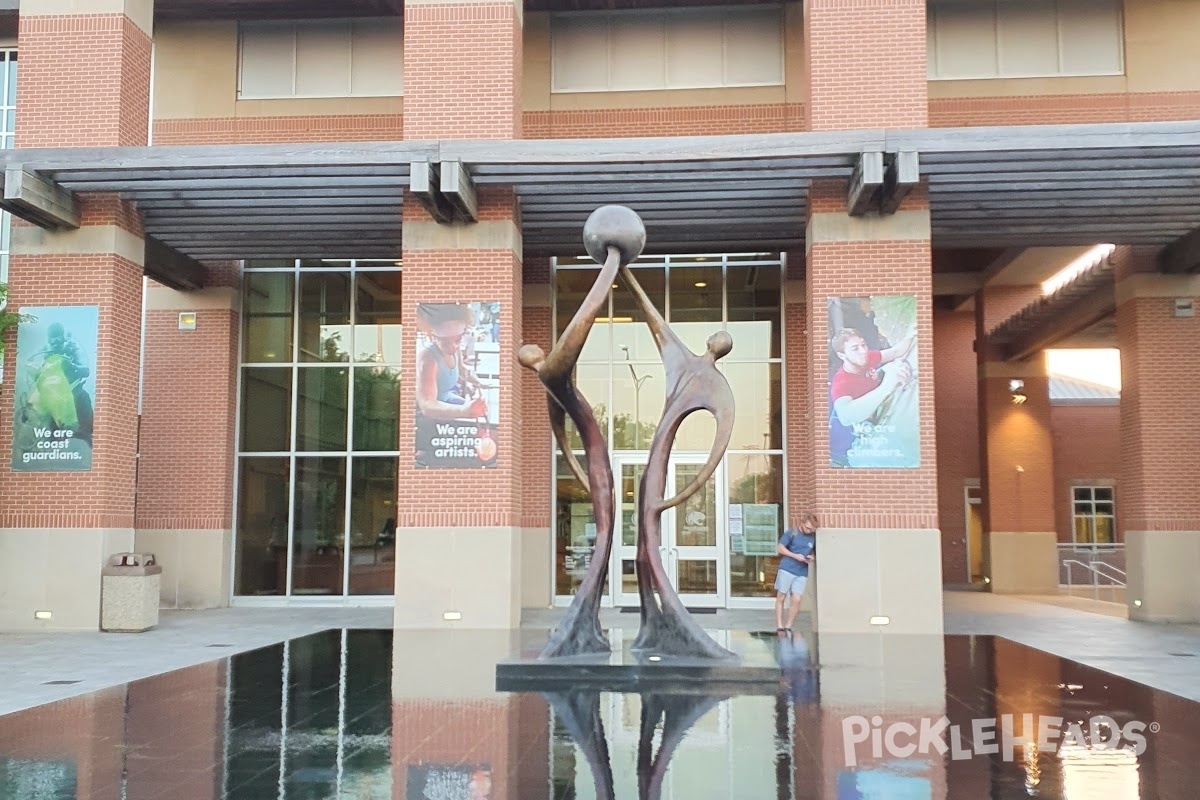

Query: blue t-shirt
[{"left": 778, "top": 528, "right": 815, "bottom": 576}]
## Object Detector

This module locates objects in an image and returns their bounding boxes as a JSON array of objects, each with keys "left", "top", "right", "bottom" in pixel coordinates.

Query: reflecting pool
[{"left": 0, "top": 630, "right": 1197, "bottom": 799}]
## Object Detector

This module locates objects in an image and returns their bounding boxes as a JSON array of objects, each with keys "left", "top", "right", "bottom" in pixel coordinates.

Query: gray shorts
[{"left": 774, "top": 570, "right": 807, "bottom": 596}]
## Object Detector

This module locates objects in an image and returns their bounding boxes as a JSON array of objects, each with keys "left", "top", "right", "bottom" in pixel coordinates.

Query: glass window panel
[
  {"left": 1094, "top": 516, "right": 1115, "bottom": 544},
  {"left": 996, "top": 0, "right": 1059, "bottom": 77},
  {"left": 295, "top": 21, "right": 351, "bottom": 97},
  {"left": 722, "top": 7, "right": 784, "bottom": 86},
  {"left": 353, "top": 366, "right": 400, "bottom": 452},
  {"left": 1072, "top": 486, "right": 1091, "bottom": 501},
  {"left": 240, "top": 367, "right": 292, "bottom": 452},
  {"left": 353, "top": 271, "right": 402, "bottom": 364},
  {"left": 721, "top": 362, "right": 782, "bottom": 450},
  {"left": 673, "top": 463, "right": 716, "bottom": 547},
  {"left": 291, "top": 457, "right": 347, "bottom": 595},
  {"left": 1073, "top": 517, "right": 1092, "bottom": 544},
  {"left": 611, "top": 266, "right": 665, "bottom": 361},
  {"left": 932, "top": 2, "right": 999, "bottom": 79},
  {"left": 5, "top": 59, "right": 14, "bottom": 107},
  {"left": 555, "top": 268, "right": 610, "bottom": 362},
  {"left": 556, "top": 452, "right": 601, "bottom": 596},
  {"left": 665, "top": 7, "right": 724, "bottom": 87},
  {"left": 668, "top": 264, "right": 723, "bottom": 353},
  {"left": 1094, "top": 487, "right": 1114, "bottom": 501},
  {"left": 675, "top": 409, "right": 717, "bottom": 454},
  {"left": 611, "top": 362, "right": 663, "bottom": 451},
  {"left": 728, "top": 453, "right": 782, "bottom": 598},
  {"left": 676, "top": 560, "right": 718, "bottom": 594},
  {"left": 620, "top": 461, "right": 646, "bottom": 547},
  {"left": 234, "top": 457, "right": 290, "bottom": 596},
  {"left": 348, "top": 457, "right": 398, "bottom": 594},
  {"left": 551, "top": 15, "right": 609, "bottom": 92},
  {"left": 609, "top": 13, "right": 666, "bottom": 90},
  {"left": 1095, "top": 502, "right": 1114, "bottom": 516},
  {"left": 296, "top": 367, "right": 349, "bottom": 452},
  {"left": 350, "top": 19, "right": 404, "bottom": 96},
  {"left": 726, "top": 263, "right": 781, "bottom": 359},
  {"left": 298, "top": 272, "right": 351, "bottom": 362},
  {"left": 1073, "top": 502, "right": 1091, "bottom": 516},
  {"left": 242, "top": 272, "right": 294, "bottom": 363},
  {"left": 240, "top": 22, "right": 296, "bottom": 97},
  {"left": 1058, "top": 0, "right": 1123, "bottom": 76}
]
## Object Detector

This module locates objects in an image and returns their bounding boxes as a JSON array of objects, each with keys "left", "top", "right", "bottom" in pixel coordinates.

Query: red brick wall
[
  {"left": 523, "top": 103, "right": 804, "bottom": 138},
  {"left": 784, "top": 297, "right": 812, "bottom": 526},
  {"left": 0, "top": 250, "right": 144, "bottom": 529},
  {"left": 1051, "top": 404, "right": 1121, "bottom": 543},
  {"left": 930, "top": 91, "right": 1200, "bottom": 127},
  {"left": 805, "top": 185, "right": 938, "bottom": 530},
  {"left": 804, "top": 0, "right": 928, "bottom": 131},
  {"left": 135, "top": 298, "right": 239, "bottom": 531},
  {"left": 933, "top": 309, "right": 979, "bottom": 582},
  {"left": 520, "top": 295, "right": 553, "bottom": 530},
  {"left": 402, "top": 2, "right": 522, "bottom": 140},
  {"left": 1116, "top": 256, "right": 1200, "bottom": 532},
  {"left": 153, "top": 115, "right": 404, "bottom": 145},
  {"left": 391, "top": 698, "right": 517, "bottom": 800},
  {"left": 16, "top": 14, "right": 151, "bottom": 148},
  {"left": 397, "top": 190, "right": 523, "bottom": 530}
]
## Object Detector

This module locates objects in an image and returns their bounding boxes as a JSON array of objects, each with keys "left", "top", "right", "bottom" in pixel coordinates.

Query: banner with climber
[
  {"left": 11, "top": 305, "right": 98, "bottom": 471},
  {"left": 826, "top": 295, "right": 920, "bottom": 469},
  {"left": 413, "top": 301, "right": 501, "bottom": 468}
]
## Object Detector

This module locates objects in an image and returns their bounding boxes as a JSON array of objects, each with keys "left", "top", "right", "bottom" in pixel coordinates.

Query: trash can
[{"left": 101, "top": 553, "right": 162, "bottom": 632}]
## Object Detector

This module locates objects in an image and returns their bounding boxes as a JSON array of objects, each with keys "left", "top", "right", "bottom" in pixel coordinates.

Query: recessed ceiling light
[{"left": 694, "top": 281, "right": 707, "bottom": 288}]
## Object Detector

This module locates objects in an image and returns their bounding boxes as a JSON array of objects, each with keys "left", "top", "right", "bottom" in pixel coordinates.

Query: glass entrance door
[{"left": 613, "top": 454, "right": 726, "bottom": 608}]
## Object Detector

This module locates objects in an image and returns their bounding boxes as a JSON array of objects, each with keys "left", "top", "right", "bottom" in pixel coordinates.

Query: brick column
[
  {"left": 520, "top": 258, "right": 553, "bottom": 609},
  {"left": 803, "top": 0, "right": 941, "bottom": 636},
  {"left": 134, "top": 264, "right": 240, "bottom": 610},
  {"left": 0, "top": 0, "right": 152, "bottom": 631},
  {"left": 396, "top": 0, "right": 524, "bottom": 628},
  {"left": 1115, "top": 251, "right": 1200, "bottom": 622},
  {"left": 976, "top": 287, "right": 1059, "bottom": 594}
]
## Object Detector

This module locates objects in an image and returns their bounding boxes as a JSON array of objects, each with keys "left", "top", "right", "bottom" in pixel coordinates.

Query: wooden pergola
[{"left": 3, "top": 120, "right": 1199, "bottom": 294}]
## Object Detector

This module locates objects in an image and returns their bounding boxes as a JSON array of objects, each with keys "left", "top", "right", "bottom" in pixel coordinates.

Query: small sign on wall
[
  {"left": 1175, "top": 298, "right": 1195, "bottom": 318},
  {"left": 178, "top": 311, "right": 197, "bottom": 330}
]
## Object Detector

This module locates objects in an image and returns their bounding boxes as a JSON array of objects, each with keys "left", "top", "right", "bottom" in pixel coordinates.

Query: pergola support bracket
[
  {"left": 410, "top": 159, "right": 478, "bottom": 224},
  {"left": 144, "top": 235, "right": 206, "bottom": 291}
]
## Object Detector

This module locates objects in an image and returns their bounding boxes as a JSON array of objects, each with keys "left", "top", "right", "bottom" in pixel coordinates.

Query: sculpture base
[{"left": 495, "top": 628, "right": 793, "bottom": 692}]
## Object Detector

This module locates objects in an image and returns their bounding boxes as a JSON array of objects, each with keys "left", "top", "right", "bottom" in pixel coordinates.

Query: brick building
[{"left": 0, "top": 0, "right": 1195, "bottom": 633}]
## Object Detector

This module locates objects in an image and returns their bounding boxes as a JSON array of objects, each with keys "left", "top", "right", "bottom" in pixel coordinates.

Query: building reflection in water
[{"left": 0, "top": 629, "right": 1197, "bottom": 799}]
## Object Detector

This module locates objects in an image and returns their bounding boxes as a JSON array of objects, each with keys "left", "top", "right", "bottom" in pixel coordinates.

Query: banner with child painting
[
  {"left": 826, "top": 295, "right": 919, "bottom": 469},
  {"left": 413, "top": 301, "right": 501, "bottom": 469}
]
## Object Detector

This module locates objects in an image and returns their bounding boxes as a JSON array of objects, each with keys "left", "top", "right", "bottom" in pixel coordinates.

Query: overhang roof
[{"left": 3, "top": 120, "right": 1200, "bottom": 262}]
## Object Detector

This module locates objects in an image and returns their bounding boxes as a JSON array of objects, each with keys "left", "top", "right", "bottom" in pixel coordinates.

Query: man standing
[
  {"left": 775, "top": 513, "right": 817, "bottom": 632},
  {"left": 828, "top": 327, "right": 914, "bottom": 468}
]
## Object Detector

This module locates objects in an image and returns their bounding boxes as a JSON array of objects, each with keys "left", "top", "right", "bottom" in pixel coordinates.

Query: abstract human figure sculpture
[
  {"left": 618, "top": 264, "right": 738, "bottom": 660},
  {"left": 518, "top": 205, "right": 647, "bottom": 659}
]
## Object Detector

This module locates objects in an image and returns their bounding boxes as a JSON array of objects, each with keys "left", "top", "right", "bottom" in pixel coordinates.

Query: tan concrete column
[
  {"left": 0, "top": 0, "right": 152, "bottom": 631},
  {"left": 1115, "top": 260, "right": 1200, "bottom": 622},
  {"left": 976, "top": 286, "right": 1059, "bottom": 594}
]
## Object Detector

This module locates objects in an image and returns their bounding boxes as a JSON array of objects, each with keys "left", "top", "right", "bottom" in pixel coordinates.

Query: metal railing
[{"left": 1059, "top": 543, "right": 1126, "bottom": 600}]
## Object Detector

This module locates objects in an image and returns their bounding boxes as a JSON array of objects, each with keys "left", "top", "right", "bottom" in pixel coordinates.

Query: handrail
[{"left": 1061, "top": 558, "right": 1126, "bottom": 603}]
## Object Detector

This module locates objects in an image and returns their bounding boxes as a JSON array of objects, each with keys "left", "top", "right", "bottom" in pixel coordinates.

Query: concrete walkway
[{"left": 0, "top": 592, "right": 1197, "bottom": 716}]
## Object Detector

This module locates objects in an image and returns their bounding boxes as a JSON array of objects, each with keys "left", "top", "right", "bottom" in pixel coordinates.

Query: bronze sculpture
[
  {"left": 518, "top": 206, "right": 645, "bottom": 658},
  {"left": 523, "top": 204, "right": 736, "bottom": 662}
]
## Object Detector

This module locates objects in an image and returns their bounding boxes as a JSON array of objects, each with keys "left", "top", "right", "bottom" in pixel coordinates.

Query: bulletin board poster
[
  {"left": 10, "top": 305, "right": 98, "bottom": 472},
  {"left": 413, "top": 301, "right": 501, "bottom": 469},
  {"left": 741, "top": 504, "right": 780, "bottom": 556}
]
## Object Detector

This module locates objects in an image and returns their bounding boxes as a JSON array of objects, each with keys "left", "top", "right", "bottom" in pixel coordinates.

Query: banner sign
[
  {"left": 10, "top": 305, "right": 98, "bottom": 471},
  {"left": 413, "top": 301, "right": 500, "bottom": 469},
  {"left": 406, "top": 764, "right": 492, "bottom": 800},
  {"left": 827, "top": 295, "right": 920, "bottom": 469}
]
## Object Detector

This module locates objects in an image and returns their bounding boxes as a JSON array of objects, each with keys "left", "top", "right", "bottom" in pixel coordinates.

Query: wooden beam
[
  {"left": 1158, "top": 225, "right": 1200, "bottom": 274},
  {"left": 409, "top": 160, "right": 452, "bottom": 224},
  {"left": 1, "top": 167, "right": 80, "bottom": 230},
  {"left": 1002, "top": 281, "right": 1116, "bottom": 361},
  {"left": 847, "top": 150, "right": 884, "bottom": 216},
  {"left": 439, "top": 159, "right": 478, "bottom": 222},
  {"left": 144, "top": 235, "right": 206, "bottom": 291},
  {"left": 879, "top": 150, "right": 919, "bottom": 215}
]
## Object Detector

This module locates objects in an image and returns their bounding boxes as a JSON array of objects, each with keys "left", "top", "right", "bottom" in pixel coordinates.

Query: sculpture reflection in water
[
  {"left": 521, "top": 205, "right": 736, "bottom": 661},
  {"left": 544, "top": 689, "right": 729, "bottom": 800}
]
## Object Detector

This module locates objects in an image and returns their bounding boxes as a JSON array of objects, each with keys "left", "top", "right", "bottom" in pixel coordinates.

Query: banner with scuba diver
[
  {"left": 10, "top": 305, "right": 98, "bottom": 471},
  {"left": 413, "top": 301, "right": 501, "bottom": 469},
  {"left": 826, "top": 295, "right": 920, "bottom": 469}
]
